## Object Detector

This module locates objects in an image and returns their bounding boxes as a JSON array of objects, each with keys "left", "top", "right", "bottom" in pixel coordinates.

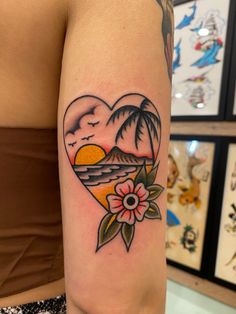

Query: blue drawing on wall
[
  {"left": 173, "top": 39, "right": 182, "bottom": 73},
  {"left": 191, "top": 39, "right": 223, "bottom": 68},
  {"left": 176, "top": 2, "right": 197, "bottom": 30},
  {"left": 191, "top": 13, "right": 224, "bottom": 68},
  {"left": 167, "top": 209, "right": 181, "bottom": 227}
]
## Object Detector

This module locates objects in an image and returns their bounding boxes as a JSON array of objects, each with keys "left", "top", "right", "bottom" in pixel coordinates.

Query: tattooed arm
[{"left": 58, "top": 1, "right": 173, "bottom": 313}]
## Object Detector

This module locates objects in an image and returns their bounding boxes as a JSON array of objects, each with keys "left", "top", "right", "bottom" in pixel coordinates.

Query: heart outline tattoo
[{"left": 63, "top": 93, "right": 164, "bottom": 252}]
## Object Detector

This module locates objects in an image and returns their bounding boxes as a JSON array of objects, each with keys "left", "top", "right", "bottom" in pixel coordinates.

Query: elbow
[{"left": 66, "top": 280, "right": 166, "bottom": 314}]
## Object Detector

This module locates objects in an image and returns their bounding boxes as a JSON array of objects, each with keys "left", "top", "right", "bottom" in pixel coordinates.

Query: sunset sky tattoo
[
  {"left": 156, "top": 0, "right": 174, "bottom": 80},
  {"left": 63, "top": 94, "right": 164, "bottom": 252}
]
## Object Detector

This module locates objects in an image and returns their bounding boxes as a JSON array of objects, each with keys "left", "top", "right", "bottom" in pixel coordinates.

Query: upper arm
[{"left": 58, "top": 1, "right": 173, "bottom": 313}]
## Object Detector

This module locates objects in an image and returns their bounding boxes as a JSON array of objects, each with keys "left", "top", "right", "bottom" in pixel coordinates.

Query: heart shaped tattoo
[{"left": 63, "top": 93, "right": 164, "bottom": 251}]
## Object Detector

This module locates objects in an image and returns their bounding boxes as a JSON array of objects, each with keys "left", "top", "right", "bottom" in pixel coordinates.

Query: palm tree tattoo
[
  {"left": 63, "top": 93, "right": 164, "bottom": 251},
  {"left": 107, "top": 98, "right": 161, "bottom": 165}
]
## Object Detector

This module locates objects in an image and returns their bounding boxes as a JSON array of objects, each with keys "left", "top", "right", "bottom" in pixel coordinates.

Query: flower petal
[
  {"left": 107, "top": 194, "right": 124, "bottom": 213},
  {"left": 134, "top": 183, "right": 149, "bottom": 201},
  {"left": 115, "top": 179, "right": 134, "bottom": 197},
  {"left": 117, "top": 210, "right": 135, "bottom": 225},
  {"left": 134, "top": 201, "right": 149, "bottom": 221}
]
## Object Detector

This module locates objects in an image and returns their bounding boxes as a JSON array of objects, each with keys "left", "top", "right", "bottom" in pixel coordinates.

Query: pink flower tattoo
[{"left": 107, "top": 179, "right": 150, "bottom": 225}]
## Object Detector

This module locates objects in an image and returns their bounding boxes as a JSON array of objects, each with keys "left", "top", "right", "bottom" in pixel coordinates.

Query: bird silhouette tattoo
[
  {"left": 88, "top": 121, "right": 100, "bottom": 127},
  {"left": 68, "top": 141, "right": 77, "bottom": 147},
  {"left": 81, "top": 134, "right": 95, "bottom": 141}
]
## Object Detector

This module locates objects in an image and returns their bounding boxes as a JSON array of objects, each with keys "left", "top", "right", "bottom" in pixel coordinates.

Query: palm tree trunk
[{"left": 144, "top": 119, "right": 155, "bottom": 165}]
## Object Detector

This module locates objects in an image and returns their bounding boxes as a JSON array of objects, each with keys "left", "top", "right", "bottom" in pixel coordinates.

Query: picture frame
[
  {"left": 208, "top": 138, "right": 236, "bottom": 291},
  {"left": 225, "top": 13, "right": 236, "bottom": 120},
  {"left": 171, "top": 0, "right": 236, "bottom": 121},
  {"left": 166, "top": 135, "right": 221, "bottom": 276}
]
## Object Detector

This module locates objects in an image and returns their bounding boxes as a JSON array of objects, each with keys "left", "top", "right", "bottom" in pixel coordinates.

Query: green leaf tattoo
[
  {"left": 121, "top": 223, "right": 135, "bottom": 251},
  {"left": 97, "top": 213, "right": 122, "bottom": 251},
  {"left": 146, "top": 162, "right": 159, "bottom": 186},
  {"left": 147, "top": 184, "right": 164, "bottom": 201},
  {"left": 134, "top": 164, "right": 147, "bottom": 186},
  {"left": 145, "top": 202, "right": 162, "bottom": 220}
]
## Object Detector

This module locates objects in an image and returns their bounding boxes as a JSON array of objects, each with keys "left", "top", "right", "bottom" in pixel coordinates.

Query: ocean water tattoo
[
  {"left": 63, "top": 94, "right": 164, "bottom": 251},
  {"left": 156, "top": 0, "right": 174, "bottom": 80}
]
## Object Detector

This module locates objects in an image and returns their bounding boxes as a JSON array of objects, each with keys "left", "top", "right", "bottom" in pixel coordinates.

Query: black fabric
[{"left": 0, "top": 295, "right": 66, "bottom": 314}]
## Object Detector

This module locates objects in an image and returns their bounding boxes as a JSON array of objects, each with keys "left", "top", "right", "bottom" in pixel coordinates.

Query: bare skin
[
  {"left": 0, "top": 0, "right": 67, "bottom": 307},
  {"left": 0, "top": 1, "right": 173, "bottom": 312},
  {"left": 0, "top": 0, "right": 67, "bottom": 128}
]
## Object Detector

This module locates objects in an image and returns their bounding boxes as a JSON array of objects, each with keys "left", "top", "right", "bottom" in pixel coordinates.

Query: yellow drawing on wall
[{"left": 166, "top": 140, "right": 215, "bottom": 270}]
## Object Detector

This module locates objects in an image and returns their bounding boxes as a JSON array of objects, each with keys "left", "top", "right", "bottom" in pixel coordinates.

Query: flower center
[{"left": 123, "top": 193, "right": 139, "bottom": 211}]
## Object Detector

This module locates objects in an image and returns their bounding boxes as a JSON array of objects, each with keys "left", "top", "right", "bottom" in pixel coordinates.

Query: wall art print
[
  {"left": 226, "top": 17, "right": 236, "bottom": 120},
  {"left": 166, "top": 138, "right": 215, "bottom": 270},
  {"left": 215, "top": 144, "right": 236, "bottom": 286},
  {"left": 63, "top": 94, "right": 164, "bottom": 252},
  {"left": 172, "top": 0, "right": 231, "bottom": 119}
]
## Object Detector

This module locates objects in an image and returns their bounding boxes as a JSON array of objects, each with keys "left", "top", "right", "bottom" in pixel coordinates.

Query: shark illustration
[
  {"left": 176, "top": 2, "right": 197, "bottom": 30},
  {"left": 173, "top": 39, "right": 182, "bottom": 73},
  {"left": 192, "top": 40, "right": 223, "bottom": 68}
]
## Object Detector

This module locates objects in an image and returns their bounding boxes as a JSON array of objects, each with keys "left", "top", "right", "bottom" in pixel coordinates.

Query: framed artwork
[
  {"left": 171, "top": 0, "right": 235, "bottom": 120},
  {"left": 225, "top": 15, "right": 236, "bottom": 120},
  {"left": 166, "top": 135, "right": 219, "bottom": 273},
  {"left": 213, "top": 140, "right": 236, "bottom": 290}
]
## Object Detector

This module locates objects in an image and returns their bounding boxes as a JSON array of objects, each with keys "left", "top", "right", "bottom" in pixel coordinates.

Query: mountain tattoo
[{"left": 63, "top": 93, "right": 164, "bottom": 252}]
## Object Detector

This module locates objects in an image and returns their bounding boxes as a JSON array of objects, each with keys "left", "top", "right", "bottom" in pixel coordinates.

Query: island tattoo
[
  {"left": 156, "top": 0, "right": 174, "bottom": 80},
  {"left": 63, "top": 93, "right": 164, "bottom": 252}
]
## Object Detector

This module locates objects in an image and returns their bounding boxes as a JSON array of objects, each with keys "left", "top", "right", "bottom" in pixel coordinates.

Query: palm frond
[
  {"left": 106, "top": 105, "right": 138, "bottom": 125},
  {"left": 144, "top": 115, "right": 159, "bottom": 140},
  {"left": 140, "top": 98, "right": 151, "bottom": 111},
  {"left": 135, "top": 115, "right": 145, "bottom": 149},
  {"left": 144, "top": 111, "right": 161, "bottom": 128},
  {"left": 115, "top": 111, "right": 139, "bottom": 144},
  {"left": 140, "top": 98, "right": 157, "bottom": 113}
]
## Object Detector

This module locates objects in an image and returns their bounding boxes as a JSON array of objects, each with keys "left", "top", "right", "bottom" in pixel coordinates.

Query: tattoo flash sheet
[
  {"left": 63, "top": 94, "right": 164, "bottom": 252},
  {"left": 215, "top": 144, "right": 236, "bottom": 285},
  {"left": 172, "top": 0, "right": 230, "bottom": 117},
  {"left": 166, "top": 139, "right": 215, "bottom": 270}
]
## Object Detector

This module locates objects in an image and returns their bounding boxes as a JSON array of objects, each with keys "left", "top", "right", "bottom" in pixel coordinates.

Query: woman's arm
[{"left": 58, "top": 1, "right": 173, "bottom": 313}]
